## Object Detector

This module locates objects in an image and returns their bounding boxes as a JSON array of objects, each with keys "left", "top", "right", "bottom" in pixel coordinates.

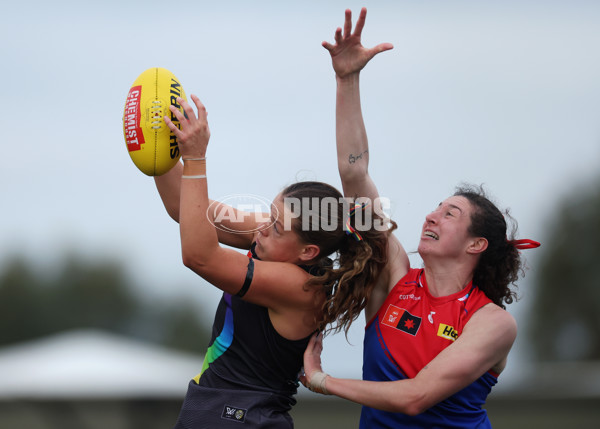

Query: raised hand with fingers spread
[{"left": 322, "top": 7, "right": 393, "bottom": 79}]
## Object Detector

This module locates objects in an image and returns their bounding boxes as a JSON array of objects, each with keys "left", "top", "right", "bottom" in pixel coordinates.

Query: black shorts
[{"left": 173, "top": 380, "right": 295, "bottom": 428}]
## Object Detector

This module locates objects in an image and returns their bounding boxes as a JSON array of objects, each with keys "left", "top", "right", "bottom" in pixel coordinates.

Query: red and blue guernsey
[{"left": 360, "top": 268, "right": 498, "bottom": 428}]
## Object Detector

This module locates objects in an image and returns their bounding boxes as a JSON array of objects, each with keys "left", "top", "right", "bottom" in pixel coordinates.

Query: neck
[{"left": 422, "top": 259, "right": 475, "bottom": 298}]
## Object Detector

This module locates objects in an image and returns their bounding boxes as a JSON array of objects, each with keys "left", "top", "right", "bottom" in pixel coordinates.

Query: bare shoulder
[
  {"left": 465, "top": 304, "right": 517, "bottom": 374},
  {"left": 471, "top": 303, "right": 517, "bottom": 333}
]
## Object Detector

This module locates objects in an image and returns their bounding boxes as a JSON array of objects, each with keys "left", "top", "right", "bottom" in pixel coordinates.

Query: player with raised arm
[
  {"left": 153, "top": 93, "right": 391, "bottom": 428},
  {"left": 300, "top": 8, "right": 539, "bottom": 428}
]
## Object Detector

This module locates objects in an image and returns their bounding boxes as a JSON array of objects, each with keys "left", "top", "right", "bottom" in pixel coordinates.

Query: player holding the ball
[{"left": 155, "top": 94, "right": 393, "bottom": 428}]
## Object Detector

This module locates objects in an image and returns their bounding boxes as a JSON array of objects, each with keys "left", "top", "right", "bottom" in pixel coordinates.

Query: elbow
[
  {"left": 337, "top": 163, "right": 369, "bottom": 188},
  {"left": 181, "top": 252, "right": 194, "bottom": 270},
  {"left": 388, "top": 387, "right": 429, "bottom": 416},
  {"left": 168, "top": 208, "right": 180, "bottom": 223},
  {"left": 181, "top": 248, "right": 209, "bottom": 275},
  {"left": 402, "top": 399, "right": 428, "bottom": 417},
  {"left": 338, "top": 161, "right": 366, "bottom": 179}
]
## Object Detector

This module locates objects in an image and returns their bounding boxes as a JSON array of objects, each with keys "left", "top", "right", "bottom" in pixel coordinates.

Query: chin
[{"left": 417, "top": 244, "right": 436, "bottom": 258}]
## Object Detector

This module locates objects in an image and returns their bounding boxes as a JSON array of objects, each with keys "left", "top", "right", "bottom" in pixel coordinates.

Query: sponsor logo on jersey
[
  {"left": 398, "top": 293, "right": 422, "bottom": 301},
  {"left": 222, "top": 405, "right": 247, "bottom": 422},
  {"left": 437, "top": 323, "right": 458, "bottom": 341},
  {"left": 382, "top": 304, "right": 422, "bottom": 336}
]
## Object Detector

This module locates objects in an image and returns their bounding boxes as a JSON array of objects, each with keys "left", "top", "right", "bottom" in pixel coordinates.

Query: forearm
[
  {"left": 179, "top": 159, "right": 220, "bottom": 269},
  {"left": 154, "top": 161, "right": 183, "bottom": 221},
  {"left": 323, "top": 376, "right": 426, "bottom": 416},
  {"left": 336, "top": 74, "right": 369, "bottom": 179},
  {"left": 335, "top": 74, "right": 379, "bottom": 200}
]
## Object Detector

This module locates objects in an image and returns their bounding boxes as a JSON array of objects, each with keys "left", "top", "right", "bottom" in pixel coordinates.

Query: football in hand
[{"left": 122, "top": 67, "right": 187, "bottom": 176}]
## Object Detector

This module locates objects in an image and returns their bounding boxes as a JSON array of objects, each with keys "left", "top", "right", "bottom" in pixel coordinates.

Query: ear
[
  {"left": 467, "top": 237, "right": 488, "bottom": 255},
  {"left": 298, "top": 244, "right": 321, "bottom": 263}
]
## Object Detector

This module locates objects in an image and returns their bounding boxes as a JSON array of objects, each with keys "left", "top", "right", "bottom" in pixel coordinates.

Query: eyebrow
[{"left": 438, "top": 202, "right": 463, "bottom": 213}]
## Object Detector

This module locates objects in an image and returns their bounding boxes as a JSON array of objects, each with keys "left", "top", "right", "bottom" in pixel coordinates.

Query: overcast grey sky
[{"left": 2, "top": 0, "right": 600, "bottom": 382}]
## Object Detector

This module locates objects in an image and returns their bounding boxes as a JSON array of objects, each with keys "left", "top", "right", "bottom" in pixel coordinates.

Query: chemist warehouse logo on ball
[
  {"left": 207, "top": 195, "right": 391, "bottom": 234},
  {"left": 123, "top": 86, "right": 144, "bottom": 152}
]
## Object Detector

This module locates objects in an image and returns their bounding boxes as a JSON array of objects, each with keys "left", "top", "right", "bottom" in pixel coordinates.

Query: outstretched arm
[
  {"left": 324, "top": 8, "right": 408, "bottom": 305},
  {"left": 323, "top": 7, "right": 392, "bottom": 199},
  {"left": 153, "top": 157, "right": 258, "bottom": 250},
  {"left": 301, "top": 305, "right": 517, "bottom": 414},
  {"left": 163, "top": 96, "right": 320, "bottom": 326}
]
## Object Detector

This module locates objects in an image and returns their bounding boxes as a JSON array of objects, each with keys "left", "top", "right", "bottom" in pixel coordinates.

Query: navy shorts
[{"left": 173, "top": 380, "right": 295, "bottom": 428}]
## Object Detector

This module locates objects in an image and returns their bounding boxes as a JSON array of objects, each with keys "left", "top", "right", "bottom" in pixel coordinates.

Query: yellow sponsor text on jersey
[{"left": 437, "top": 323, "right": 458, "bottom": 342}]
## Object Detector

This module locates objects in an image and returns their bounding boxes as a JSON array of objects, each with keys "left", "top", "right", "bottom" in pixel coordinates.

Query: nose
[
  {"left": 425, "top": 210, "right": 439, "bottom": 225},
  {"left": 258, "top": 221, "right": 271, "bottom": 236}
]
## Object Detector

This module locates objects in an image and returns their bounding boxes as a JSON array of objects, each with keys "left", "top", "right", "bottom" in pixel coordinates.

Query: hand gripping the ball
[{"left": 164, "top": 94, "right": 210, "bottom": 160}]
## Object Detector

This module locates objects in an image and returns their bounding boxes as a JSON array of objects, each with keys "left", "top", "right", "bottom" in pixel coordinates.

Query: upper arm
[
  {"left": 365, "top": 233, "right": 410, "bottom": 320},
  {"left": 338, "top": 160, "right": 379, "bottom": 205},
  {"left": 184, "top": 246, "right": 317, "bottom": 311},
  {"left": 324, "top": 307, "right": 516, "bottom": 414},
  {"left": 406, "top": 305, "right": 517, "bottom": 413}
]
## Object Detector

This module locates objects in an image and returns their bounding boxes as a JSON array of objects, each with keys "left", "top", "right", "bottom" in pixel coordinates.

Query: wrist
[
  {"left": 182, "top": 158, "right": 206, "bottom": 177},
  {"left": 336, "top": 72, "right": 360, "bottom": 86},
  {"left": 307, "top": 371, "right": 330, "bottom": 395}
]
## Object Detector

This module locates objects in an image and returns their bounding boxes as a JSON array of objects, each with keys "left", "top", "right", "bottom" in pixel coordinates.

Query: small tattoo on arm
[{"left": 348, "top": 150, "right": 368, "bottom": 164}]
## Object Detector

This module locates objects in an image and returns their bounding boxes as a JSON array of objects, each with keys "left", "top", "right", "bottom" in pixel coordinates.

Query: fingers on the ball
[
  {"left": 163, "top": 114, "right": 174, "bottom": 129},
  {"left": 168, "top": 106, "right": 185, "bottom": 126},
  {"left": 163, "top": 116, "right": 178, "bottom": 134}
]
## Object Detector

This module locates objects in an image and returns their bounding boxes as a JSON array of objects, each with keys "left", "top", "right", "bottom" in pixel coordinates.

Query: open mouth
[{"left": 424, "top": 231, "right": 439, "bottom": 240}]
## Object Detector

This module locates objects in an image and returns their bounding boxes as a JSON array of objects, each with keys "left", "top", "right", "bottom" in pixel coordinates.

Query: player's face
[
  {"left": 254, "top": 195, "right": 307, "bottom": 263},
  {"left": 418, "top": 196, "right": 476, "bottom": 259}
]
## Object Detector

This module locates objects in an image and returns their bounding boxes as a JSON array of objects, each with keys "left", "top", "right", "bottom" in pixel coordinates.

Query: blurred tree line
[
  {"left": 529, "top": 174, "right": 600, "bottom": 361},
  {"left": 0, "top": 253, "right": 210, "bottom": 354}
]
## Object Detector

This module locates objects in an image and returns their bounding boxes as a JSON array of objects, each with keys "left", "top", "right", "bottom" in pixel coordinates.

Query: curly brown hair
[
  {"left": 454, "top": 184, "right": 524, "bottom": 308},
  {"left": 280, "top": 181, "right": 393, "bottom": 335}
]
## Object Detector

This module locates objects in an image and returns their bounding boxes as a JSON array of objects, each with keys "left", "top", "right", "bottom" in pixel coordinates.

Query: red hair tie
[{"left": 509, "top": 239, "right": 540, "bottom": 250}]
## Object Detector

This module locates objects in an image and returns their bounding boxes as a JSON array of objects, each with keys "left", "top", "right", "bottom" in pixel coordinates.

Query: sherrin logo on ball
[{"left": 123, "top": 67, "right": 187, "bottom": 176}]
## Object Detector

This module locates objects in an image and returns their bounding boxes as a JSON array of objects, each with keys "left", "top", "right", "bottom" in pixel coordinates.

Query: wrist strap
[{"left": 307, "top": 371, "right": 329, "bottom": 395}]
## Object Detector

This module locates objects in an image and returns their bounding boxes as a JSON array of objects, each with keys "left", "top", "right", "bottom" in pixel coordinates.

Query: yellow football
[{"left": 123, "top": 67, "right": 187, "bottom": 176}]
